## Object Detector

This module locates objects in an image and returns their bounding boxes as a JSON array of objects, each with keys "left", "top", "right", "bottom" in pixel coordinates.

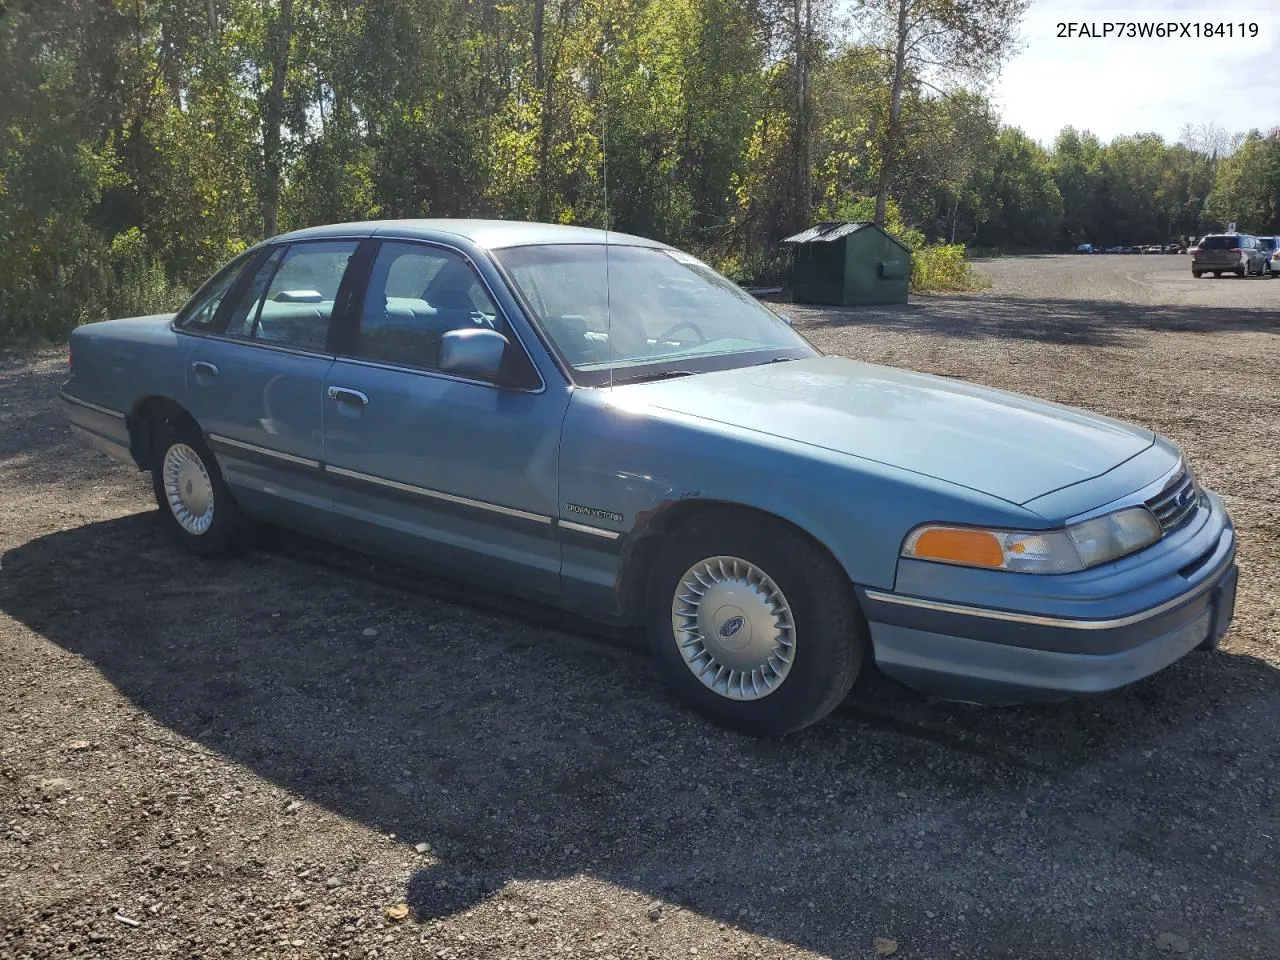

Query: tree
[
  {"left": 1205, "top": 132, "right": 1280, "bottom": 233},
  {"left": 969, "top": 128, "right": 1062, "bottom": 250},
  {"left": 851, "top": 0, "right": 1029, "bottom": 225},
  {"left": 1179, "top": 121, "right": 1231, "bottom": 160}
]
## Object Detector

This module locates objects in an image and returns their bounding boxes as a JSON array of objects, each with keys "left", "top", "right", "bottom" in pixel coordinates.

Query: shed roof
[
  {"left": 781, "top": 222, "right": 870, "bottom": 243},
  {"left": 780, "top": 221, "right": 911, "bottom": 253}
]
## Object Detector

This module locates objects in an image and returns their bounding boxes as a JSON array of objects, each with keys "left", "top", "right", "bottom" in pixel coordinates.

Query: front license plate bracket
[{"left": 1199, "top": 565, "right": 1238, "bottom": 652}]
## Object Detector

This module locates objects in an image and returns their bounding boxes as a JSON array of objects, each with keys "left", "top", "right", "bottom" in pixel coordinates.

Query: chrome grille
[{"left": 1146, "top": 467, "right": 1199, "bottom": 533}]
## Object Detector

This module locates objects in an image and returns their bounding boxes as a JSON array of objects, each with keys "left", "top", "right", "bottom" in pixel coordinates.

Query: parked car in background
[
  {"left": 1191, "top": 234, "right": 1266, "bottom": 277},
  {"left": 1141, "top": 244, "right": 1163, "bottom": 254},
  {"left": 1163, "top": 244, "right": 1182, "bottom": 254},
  {"left": 1256, "top": 237, "right": 1278, "bottom": 275},
  {"left": 59, "top": 219, "right": 1239, "bottom": 735},
  {"left": 1076, "top": 243, "right": 1094, "bottom": 254}
]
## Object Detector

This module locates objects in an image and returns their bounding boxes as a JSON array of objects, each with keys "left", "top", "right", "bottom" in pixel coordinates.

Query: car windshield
[{"left": 494, "top": 243, "right": 816, "bottom": 385}]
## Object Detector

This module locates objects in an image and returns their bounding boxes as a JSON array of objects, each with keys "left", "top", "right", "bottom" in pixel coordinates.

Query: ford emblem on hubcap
[{"left": 719, "top": 615, "right": 746, "bottom": 639}]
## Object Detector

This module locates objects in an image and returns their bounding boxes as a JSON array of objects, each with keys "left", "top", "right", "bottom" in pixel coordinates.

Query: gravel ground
[{"left": 2, "top": 253, "right": 1278, "bottom": 960}]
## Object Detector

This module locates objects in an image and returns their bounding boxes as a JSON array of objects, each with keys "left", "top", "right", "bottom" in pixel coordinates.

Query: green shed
[{"left": 782, "top": 221, "right": 911, "bottom": 306}]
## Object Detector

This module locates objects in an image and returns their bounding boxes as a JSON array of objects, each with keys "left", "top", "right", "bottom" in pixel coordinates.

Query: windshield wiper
[
  {"left": 611, "top": 369, "right": 699, "bottom": 385},
  {"left": 752, "top": 356, "right": 796, "bottom": 366}
]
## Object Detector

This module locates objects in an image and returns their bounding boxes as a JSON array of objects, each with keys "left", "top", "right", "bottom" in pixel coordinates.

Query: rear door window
[{"left": 222, "top": 241, "right": 358, "bottom": 351}]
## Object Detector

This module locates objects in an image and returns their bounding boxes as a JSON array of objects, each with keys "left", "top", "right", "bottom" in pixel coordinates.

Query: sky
[{"left": 992, "top": 0, "right": 1275, "bottom": 146}]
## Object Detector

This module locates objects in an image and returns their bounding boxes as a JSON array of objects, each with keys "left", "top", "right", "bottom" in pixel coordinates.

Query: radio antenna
[{"left": 601, "top": 46, "right": 613, "bottom": 392}]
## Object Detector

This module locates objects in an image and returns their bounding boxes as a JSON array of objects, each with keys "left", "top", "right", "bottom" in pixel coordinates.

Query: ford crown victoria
[{"left": 61, "top": 220, "right": 1238, "bottom": 735}]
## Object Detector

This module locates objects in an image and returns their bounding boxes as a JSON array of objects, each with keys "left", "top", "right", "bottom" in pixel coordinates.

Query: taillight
[
  {"left": 1189, "top": 247, "right": 1200, "bottom": 255},
  {"left": 1271, "top": 251, "right": 1279, "bottom": 260}
]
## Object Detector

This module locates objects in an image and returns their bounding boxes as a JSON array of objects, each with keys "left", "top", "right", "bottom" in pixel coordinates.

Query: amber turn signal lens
[{"left": 908, "top": 528, "right": 1005, "bottom": 568}]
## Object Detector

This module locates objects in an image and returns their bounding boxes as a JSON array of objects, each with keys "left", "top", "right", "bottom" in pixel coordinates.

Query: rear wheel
[
  {"left": 1192, "top": 270, "right": 1202, "bottom": 278},
  {"left": 150, "top": 421, "right": 252, "bottom": 557},
  {"left": 645, "top": 510, "right": 864, "bottom": 736},
  {"left": 1213, "top": 271, "right": 1222, "bottom": 278}
]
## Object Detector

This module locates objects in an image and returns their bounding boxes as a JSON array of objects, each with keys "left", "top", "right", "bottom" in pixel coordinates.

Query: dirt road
[{"left": 2, "top": 253, "right": 1278, "bottom": 959}]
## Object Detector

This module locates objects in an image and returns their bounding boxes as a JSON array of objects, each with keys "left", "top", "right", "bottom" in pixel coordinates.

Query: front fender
[{"left": 557, "top": 388, "right": 1039, "bottom": 617}]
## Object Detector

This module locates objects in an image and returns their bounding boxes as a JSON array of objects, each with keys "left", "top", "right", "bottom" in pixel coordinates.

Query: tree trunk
[
  {"left": 950, "top": 195, "right": 959, "bottom": 243},
  {"left": 789, "top": 0, "right": 811, "bottom": 233},
  {"left": 262, "top": 0, "right": 294, "bottom": 238},
  {"left": 874, "top": 0, "right": 909, "bottom": 226},
  {"left": 534, "top": 0, "right": 551, "bottom": 221}
]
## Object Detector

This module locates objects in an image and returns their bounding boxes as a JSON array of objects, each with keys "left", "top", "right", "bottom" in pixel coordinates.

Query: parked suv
[
  {"left": 1191, "top": 234, "right": 1267, "bottom": 277},
  {"left": 1256, "top": 236, "right": 1279, "bottom": 275}
]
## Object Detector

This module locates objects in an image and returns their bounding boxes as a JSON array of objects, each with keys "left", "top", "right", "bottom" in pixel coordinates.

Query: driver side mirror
[{"left": 438, "top": 327, "right": 509, "bottom": 383}]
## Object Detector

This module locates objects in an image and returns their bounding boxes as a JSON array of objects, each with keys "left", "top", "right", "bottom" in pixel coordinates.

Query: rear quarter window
[{"left": 175, "top": 252, "right": 255, "bottom": 331}]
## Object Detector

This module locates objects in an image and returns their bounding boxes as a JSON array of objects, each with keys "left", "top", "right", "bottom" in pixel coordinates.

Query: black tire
[
  {"left": 1192, "top": 271, "right": 1202, "bottom": 278},
  {"left": 1236, "top": 266, "right": 1247, "bottom": 277},
  {"left": 1213, "top": 271, "right": 1222, "bottom": 278},
  {"left": 645, "top": 509, "right": 864, "bottom": 736},
  {"left": 150, "top": 419, "right": 252, "bottom": 558}
]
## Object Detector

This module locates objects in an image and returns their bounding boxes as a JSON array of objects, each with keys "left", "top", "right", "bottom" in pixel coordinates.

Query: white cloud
[{"left": 992, "top": 0, "right": 1275, "bottom": 145}]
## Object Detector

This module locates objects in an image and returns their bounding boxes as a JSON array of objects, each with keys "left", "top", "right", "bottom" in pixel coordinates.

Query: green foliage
[
  {"left": 1204, "top": 132, "right": 1280, "bottom": 232},
  {"left": 910, "top": 244, "right": 988, "bottom": 293},
  {"left": 0, "top": 0, "right": 1271, "bottom": 346},
  {"left": 969, "top": 129, "right": 1063, "bottom": 251}
]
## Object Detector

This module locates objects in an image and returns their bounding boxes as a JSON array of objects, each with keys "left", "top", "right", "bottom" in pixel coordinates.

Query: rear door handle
[
  {"left": 191, "top": 361, "right": 219, "bottom": 378},
  {"left": 327, "top": 385, "right": 369, "bottom": 407}
]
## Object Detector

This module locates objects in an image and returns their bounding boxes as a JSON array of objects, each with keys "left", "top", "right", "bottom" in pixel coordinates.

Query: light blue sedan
[{"left": 60, "top": 220, "right": 1238, "bottom": 735}]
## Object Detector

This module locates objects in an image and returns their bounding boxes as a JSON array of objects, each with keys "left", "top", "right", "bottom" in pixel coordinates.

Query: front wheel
[
  {"left": 645, "top": 510, "right": 864, "bottom": 736},
  {"left": 1192, "top": 270, "right": 1202, "bottom": 278},
  {"left": 151, "top": 422, "right": 252, "bottom": 557}
]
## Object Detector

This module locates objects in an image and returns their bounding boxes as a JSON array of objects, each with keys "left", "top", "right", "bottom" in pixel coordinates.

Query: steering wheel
[{"left": 655, "top": 319, "right": 707, "bottom": 345}]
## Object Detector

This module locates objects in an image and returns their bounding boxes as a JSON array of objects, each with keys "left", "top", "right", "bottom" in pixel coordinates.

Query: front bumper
[{"left": 859, "top": 493, "right": 1237, "bottom": 704}]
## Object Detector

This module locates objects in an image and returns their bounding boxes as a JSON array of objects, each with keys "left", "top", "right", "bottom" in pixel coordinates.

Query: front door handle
[
  {"left": 327, "top": 385, "right": 369, "bottom": 407},
  {"left": 191, "top": 360, "right": 219, "bottom": 378}
]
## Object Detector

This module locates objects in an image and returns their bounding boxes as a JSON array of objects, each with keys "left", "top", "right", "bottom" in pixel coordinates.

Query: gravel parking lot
[{"left": 2, "top": 253, "right": 1278, "bottom": 960}]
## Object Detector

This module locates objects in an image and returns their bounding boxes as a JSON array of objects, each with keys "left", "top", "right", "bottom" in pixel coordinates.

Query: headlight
[
  {"left": 902, "top": 506, "right": 1162, "bottom": 574},
  {"left": 1066, "top": 507, "right": 1162, "bottom": 568}
]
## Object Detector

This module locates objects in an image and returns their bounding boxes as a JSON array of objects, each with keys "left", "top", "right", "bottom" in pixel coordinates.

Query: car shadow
[
  {"left": 3, "top": 513, "right": 1279, "bottom": 957},
  {"left": 783, "top": 295, "right": 1280, "bottom": 347}
]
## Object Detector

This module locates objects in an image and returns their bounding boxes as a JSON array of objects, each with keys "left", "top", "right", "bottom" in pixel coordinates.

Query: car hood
[{"left": 614, "top": 356, "right": 1154, "bottom": 505}]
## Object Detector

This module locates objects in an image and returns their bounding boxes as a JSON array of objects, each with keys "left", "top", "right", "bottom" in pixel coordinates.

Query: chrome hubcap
[
  {"left": 671, "top": 555, "right": 795, "bottom": 701},
  {"left": 162, "top": 443, "right": 215, "bottom": 535}
]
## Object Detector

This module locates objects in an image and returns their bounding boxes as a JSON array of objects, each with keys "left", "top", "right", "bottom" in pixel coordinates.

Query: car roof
[{"left": 273, "top": 218, "right": 668, "bottom": 251}]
